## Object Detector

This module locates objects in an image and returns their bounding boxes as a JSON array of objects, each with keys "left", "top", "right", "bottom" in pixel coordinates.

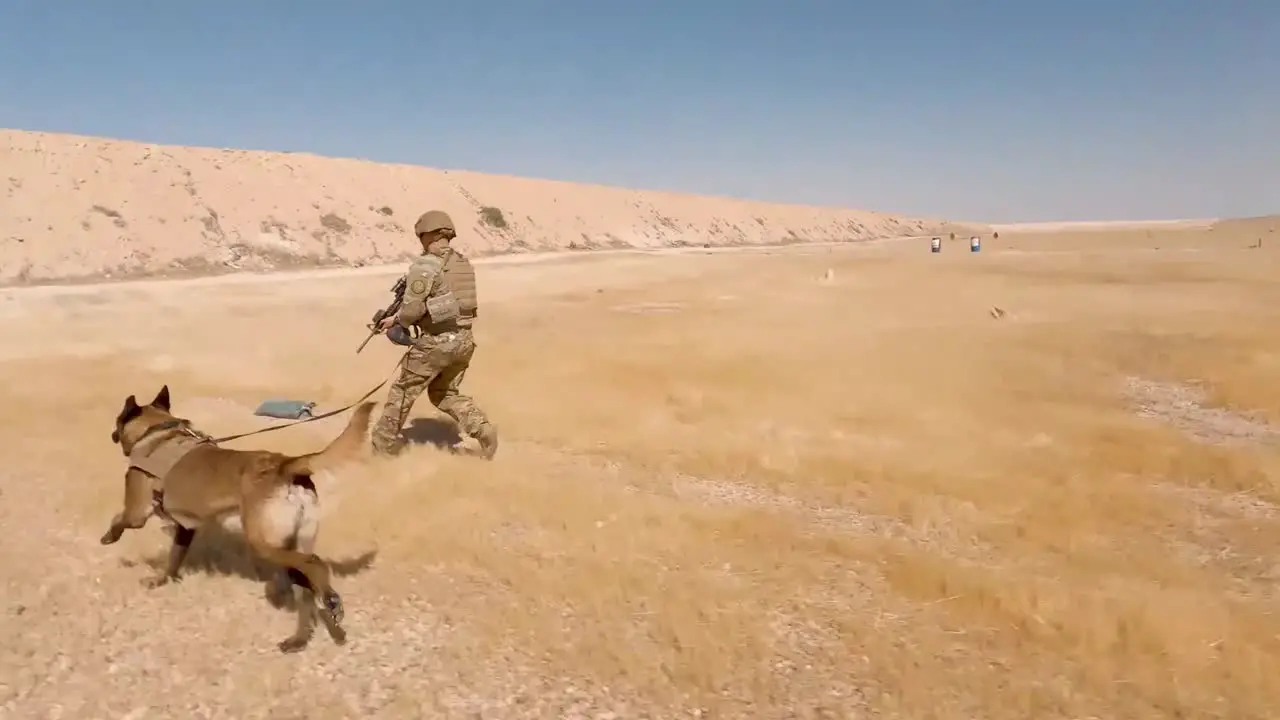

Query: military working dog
[{"left": 101, "top": 384, "right": 376, "bottom": 653}]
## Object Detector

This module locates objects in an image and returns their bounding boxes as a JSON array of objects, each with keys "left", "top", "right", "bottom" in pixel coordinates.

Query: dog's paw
[
  {"left": 100, "top": 527, "right": 123, "bottom": 545},
  {"left": 326, "top": 622, "right": 348, "bottom": 646},
  {"left": 142, "top": 575, "right": 172, "bottom": 590},
  {"left": 322, "top": 590, "right": 344, "bottom": 626},
  {"left": 278, "top": 635, "right": 310, "bottom": 654}
]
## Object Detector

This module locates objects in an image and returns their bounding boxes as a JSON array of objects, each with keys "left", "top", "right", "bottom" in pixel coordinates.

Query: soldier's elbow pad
[{"left": 387, "top": 326, "right": 415, "bottom": 346}]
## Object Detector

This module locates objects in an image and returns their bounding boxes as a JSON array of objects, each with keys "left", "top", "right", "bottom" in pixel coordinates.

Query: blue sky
[{"left": 1, "top": 1, "right": 1276, "bottom": 222}]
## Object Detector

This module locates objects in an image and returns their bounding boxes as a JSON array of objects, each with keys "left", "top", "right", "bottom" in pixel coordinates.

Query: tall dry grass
[{"left": 11, "top": 231, "right": 1280, "bottom": 717}]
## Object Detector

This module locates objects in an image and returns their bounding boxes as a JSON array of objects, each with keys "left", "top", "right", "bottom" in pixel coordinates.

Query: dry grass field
[{"left": 1, "top": 223, "right": 1279, "bottom": 718}]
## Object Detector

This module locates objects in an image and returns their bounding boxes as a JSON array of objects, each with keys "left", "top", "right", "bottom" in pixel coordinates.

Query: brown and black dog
[{"left": 102, "top": 384, "right": 375, "bottom": 653}]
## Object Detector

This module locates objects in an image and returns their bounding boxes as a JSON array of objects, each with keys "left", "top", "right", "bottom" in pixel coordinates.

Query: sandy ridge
[{"left": 1, "top": 128, "right": 984, "bottom": 285}]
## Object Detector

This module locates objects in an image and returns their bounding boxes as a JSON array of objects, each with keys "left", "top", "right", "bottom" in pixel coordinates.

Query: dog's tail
[{"left": 281, "top": 401, "right": 377, "bottom": 476}]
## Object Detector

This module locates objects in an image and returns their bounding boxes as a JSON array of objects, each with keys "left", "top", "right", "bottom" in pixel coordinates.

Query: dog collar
[
  {"left": 133, "top": 419, "right": 186, "bottom": 446},
  {"left": 133, "top": 418, "right": 214, "bottom": 448}
]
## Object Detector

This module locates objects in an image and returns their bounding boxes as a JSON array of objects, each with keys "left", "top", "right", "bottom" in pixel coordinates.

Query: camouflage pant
[{"left": 370, "top": 328, "right": 491, "bottom": 453}]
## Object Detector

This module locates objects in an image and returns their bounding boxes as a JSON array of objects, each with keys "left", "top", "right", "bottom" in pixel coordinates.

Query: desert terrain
[
  {"left": 2, "top": 130, "right": 1280, "bottom": 718},
  {"left": 1, "top": 129, "right": 981, "bottom": 286}
]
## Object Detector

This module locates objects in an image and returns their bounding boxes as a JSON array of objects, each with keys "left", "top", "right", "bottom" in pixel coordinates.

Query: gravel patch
[{"left": 1124, "top": 376, "right": 1280, "bottom": 446}]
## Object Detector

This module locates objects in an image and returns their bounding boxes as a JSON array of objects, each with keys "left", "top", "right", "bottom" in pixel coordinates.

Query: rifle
[{"left": 355, "top": 275, "right": 414, "bottom": 353}]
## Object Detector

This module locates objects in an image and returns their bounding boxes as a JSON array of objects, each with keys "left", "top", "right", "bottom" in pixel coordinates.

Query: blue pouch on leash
[{"left": 253, "top": 399, "right": 317, "bottom": 420}]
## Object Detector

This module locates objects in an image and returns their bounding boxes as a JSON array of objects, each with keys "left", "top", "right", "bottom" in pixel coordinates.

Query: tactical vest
[
  {"left": 423, "top": 249, "right": 479, "bottom": 334},
  {"left": 127, "top": 421, "right": 211, "bottom": 489}
]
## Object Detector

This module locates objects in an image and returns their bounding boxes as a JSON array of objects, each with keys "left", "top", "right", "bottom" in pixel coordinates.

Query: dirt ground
[{"left": 1, "top": 226, "right": 1279, "bottom": 719}]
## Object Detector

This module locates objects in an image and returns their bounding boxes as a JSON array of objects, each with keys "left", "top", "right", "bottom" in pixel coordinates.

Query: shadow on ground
[
  {"left": 135, "top": 523, "right": 377, "bottom": 584},
  {"left": 402, "top": 416, "right": 463, "bottom": 450}
]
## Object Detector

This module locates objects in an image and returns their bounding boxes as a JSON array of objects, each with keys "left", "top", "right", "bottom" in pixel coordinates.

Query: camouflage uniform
[{"left": 371, "top": 211, "right": 498, "bottom": 458}]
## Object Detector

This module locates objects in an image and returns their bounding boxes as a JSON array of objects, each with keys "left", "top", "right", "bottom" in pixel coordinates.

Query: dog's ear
[
  {"left": 112, "top": 395, "right": 140, "bottom": 445},
  {"left": 151, "top": 385, "right": 171, "bottom": 412}
]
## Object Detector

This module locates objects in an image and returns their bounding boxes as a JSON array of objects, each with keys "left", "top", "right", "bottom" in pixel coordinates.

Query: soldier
[{"left": 369, "top": 210, "right": 499, "bottom": 459}]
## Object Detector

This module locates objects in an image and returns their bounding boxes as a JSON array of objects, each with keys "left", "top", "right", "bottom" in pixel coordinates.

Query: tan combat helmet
[{"left": 414, "top": 210, "right": 455, "bottom": 237}]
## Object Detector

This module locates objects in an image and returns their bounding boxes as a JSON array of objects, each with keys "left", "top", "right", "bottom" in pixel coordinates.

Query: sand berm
[{"left": 1, "top": 129, "right": 985, "bottom": 285}]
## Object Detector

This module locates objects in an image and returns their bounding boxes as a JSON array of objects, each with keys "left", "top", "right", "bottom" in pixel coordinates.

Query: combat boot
[{"left": 474, "top": 423, "right": 499, "bottom": 460}]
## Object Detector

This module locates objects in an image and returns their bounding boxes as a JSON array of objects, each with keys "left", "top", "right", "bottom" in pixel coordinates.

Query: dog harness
[{"left": 127, "top": 420, "right": 216, "bottom": 515}]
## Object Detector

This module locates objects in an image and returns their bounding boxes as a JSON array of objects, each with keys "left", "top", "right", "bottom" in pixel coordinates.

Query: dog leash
[{"left": 210, "top": 354, "right": 406, "bottom": 444}]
